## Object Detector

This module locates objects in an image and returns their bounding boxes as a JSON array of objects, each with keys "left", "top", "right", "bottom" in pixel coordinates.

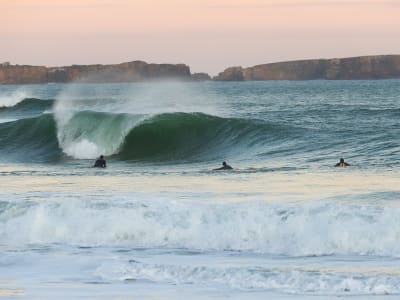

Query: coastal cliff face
[
  {"left": 2, "top": 55, "right": 400, "bottom": 84},
  {"left": 0, "top": 65, "right": 48, "bottom": 84},
  {"left": 214, "top": 55, "right": 400, "bottom": 81},
  {"left": 47, "top": 61, "right": 192, "bottom": 83},
  {"left": 0, "top": 61, "right": 193, "bottom": 84}
]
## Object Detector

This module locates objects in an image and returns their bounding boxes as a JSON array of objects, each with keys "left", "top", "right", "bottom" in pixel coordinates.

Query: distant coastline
[
  {"left": 1, "top": 55, "right": 400, "bottom": 84},
  {"left": 214, "top": 55, "right": 400, "bottom": 81}
]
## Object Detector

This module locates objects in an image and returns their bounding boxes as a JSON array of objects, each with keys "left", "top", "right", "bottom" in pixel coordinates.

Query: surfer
[
  {"left": 93, "top": 155, "right": 106, "bottom": 168},
  {"left": 213, "top": 161, "right": 233, "bottom": 170},
  {"left": 335, "top": 158, "right": 350, "bottom": 167}
]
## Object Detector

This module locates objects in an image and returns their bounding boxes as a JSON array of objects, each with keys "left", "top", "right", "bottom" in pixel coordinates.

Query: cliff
[
  {"left": 0, "top": 65, "right": 48, "bottom": 84},
  {"left": 47, "top": 61, "right": 192, "bottom": 83},
  {"left": 2, "top": 55, "right": 400, "bottom": 84},
  {"left": 214, "top": 55, "right": 400, "bottom": 81},
  {"left": 0, "top": 61, "right": 199, "bottom": 84}
]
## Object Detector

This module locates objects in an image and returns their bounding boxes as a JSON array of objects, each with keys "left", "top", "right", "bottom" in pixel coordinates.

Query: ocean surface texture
[{"left": 0, "top": 81, "right": 399, "bottom": 299}]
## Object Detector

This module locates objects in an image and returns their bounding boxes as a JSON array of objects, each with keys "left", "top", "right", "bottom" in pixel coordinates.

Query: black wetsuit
[
  {"left": 335, "top": 162, "right": 350, "bottom": 167},
  {"left": 94, "top": 158, "right": 106, "bottom": 168}
]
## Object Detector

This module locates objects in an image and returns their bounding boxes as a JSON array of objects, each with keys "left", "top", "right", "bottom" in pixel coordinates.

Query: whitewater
[{"left": 0, "top": 81, "right": 399, "bottom": 299}]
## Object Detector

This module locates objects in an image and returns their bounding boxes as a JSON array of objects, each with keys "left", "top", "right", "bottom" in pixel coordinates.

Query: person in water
[
  {"left": 93, "top": 155, "right": 106, "bottom": 168},
  {"left": 213, "top": 161, "right": 233, "bottom": 170},
  {"left": 335, "top": 158, "right": 350, "bottom": 167}
]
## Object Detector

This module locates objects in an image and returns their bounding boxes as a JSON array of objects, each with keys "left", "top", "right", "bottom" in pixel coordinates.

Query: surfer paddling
[
  {"left": 335, "top": 158, "right": 350, "bottom": 167},
  {"left": 93, "top": 155, "right": 106, "bottom": 168},
  {"left": 213, "top": 161, "right": 233, "bottom": 171}
]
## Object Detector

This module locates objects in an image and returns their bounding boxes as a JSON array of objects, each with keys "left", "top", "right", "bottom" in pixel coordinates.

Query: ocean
[{"left": 0, "top": 80, "right": 399, "bottom": 299}]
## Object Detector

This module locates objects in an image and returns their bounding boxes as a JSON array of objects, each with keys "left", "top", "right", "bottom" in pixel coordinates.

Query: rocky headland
[
  {"left": 1, "top": 55, "right": 400, "bottom": 84},
  {"left": 0, "top": 61, "right": 196, "bottom": 84},
  {"left": 214, "top": 55, "right": 400, "bottom": 81}
]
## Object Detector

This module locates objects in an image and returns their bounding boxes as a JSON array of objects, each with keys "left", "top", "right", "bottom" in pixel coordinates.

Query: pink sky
[{"left": 3, "top": 0, "right": 400, "bottom": 74}]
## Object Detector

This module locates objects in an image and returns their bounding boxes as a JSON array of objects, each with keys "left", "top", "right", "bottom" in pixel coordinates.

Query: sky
[{"left": 2, "top": 0, "right": 400, "bottom": 75}]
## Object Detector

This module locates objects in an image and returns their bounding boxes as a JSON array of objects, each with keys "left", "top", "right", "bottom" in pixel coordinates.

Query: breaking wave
[
  {"left": 1, "top": 197, "right": 400, "bottom": 257},
  {"left": 0, "top": 111, "right": 291, "bottom": 162}
]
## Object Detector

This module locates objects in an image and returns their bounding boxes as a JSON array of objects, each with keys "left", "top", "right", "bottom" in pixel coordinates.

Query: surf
[
  {"left": 2, "top": 197, "right": 400, "bottom": 257},
  {"left": 0, "top": 111, "right": 292, "bottom": 162}
]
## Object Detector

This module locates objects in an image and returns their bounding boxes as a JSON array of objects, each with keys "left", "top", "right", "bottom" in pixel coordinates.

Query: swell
[
  {"left": 1, "top": 108, "right": 397, "bottom": 164},
  {"left": 0, "top": 111, "right": 292, "bottom": 162},
  {"left": 0, "top": 98, "right": 54, "bottom": 113}
]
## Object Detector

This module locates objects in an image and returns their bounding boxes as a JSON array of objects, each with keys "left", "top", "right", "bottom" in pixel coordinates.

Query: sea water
[{"left": 0, "top": 80, "right": 399, "bottom": 299}]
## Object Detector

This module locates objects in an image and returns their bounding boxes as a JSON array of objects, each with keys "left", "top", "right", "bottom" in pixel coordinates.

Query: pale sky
[{"left": 2, "top": 0, "right": 400, "bottom": 74}]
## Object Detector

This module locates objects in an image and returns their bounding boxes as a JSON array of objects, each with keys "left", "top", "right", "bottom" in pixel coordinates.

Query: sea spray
[
  {"left": 0, "top": 89, "right": 31, "bottom": 108},
  {"left": 52, "top": 82, "right": 225, "bottom": 159}
]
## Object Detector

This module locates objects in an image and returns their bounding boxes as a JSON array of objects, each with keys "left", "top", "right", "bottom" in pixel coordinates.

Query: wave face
[
  {"left": 0, "top": 114, "right": 60, "bottom": 162},
  {"left": 118, "top": 113, "right": 284, "bottom": 161},
  {"left": 0, "top": 110, "right": 290, "bottom": 162}
]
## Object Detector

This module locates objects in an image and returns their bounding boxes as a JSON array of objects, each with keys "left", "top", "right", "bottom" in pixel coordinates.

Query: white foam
[
  {"left": 62, "top": 139, "right": 103, "bottom": 159},
  {"left": 95, "top": 261, "right": 399, "bottom": 295},
  {"left": 0, "top": 90, "right": 30, "bottom": 107},
  {"left": 2, "top": 197, "right": 400, "bottom": 257},
  {"left": 54, "top": 111, "right": 143, "bottom": 159},
  {"left": 0, "top": 118, "right": 17, "bottom": 124}
]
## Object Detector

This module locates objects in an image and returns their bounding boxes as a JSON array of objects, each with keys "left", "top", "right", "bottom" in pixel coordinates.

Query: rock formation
[
  {"left": 0, "top": 65, "right": 48, "bottom": 84},
  {"left": 214, "top": 55, "right": 400, "bottom": 81},
  {"left": 2, "top": 55, "right": 400, "bottom": 84},
  {"left": 46, "top": 61, "right": 193, "bottom": 83},
  {"left": 191, "top": 73, "right": 212, "bottom": 81},
  {"left": 0, "top": 61, "right": 196, "bottom": 84}
]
